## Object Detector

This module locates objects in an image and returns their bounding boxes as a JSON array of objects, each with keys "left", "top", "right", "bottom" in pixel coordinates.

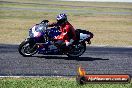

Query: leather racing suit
[{"left": 48, "top": 21, "right": 76, "bottom": 46}]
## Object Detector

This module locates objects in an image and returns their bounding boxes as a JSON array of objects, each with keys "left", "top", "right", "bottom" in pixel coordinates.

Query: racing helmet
[{"left": 56, "top": 13, "right": 67, "bottom": 25}]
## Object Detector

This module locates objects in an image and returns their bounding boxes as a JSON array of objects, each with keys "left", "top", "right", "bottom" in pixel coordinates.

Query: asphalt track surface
[{"left": 0, "top": 44, "right": 132, "bottom": 77}]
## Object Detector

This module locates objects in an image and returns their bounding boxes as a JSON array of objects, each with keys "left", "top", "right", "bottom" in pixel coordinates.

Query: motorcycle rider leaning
[{"left": 48, "top": 13, "right": 77, "bottom": 51}]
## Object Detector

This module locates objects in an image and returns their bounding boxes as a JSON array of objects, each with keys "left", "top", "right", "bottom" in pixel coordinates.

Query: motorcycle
[{"left": 18, "top": 20, "right": 93, "bottom": 58}]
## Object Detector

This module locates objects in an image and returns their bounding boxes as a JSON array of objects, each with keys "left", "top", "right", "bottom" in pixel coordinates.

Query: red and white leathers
[{"left": 49, "top": 21, "right": 76, "bottom": 46}]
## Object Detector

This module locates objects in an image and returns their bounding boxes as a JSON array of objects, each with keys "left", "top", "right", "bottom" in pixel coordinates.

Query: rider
[{"left": 48, "top": 13, "right": 77, "bottom": 50}]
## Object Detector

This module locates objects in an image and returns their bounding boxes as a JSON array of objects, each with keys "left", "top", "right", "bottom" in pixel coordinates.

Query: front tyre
[
  {"left": 67, "top": 42, "right": 86, "bottom": 58},
  {"left": 18, "top": 40, "right": 37, "bottom": 57}
]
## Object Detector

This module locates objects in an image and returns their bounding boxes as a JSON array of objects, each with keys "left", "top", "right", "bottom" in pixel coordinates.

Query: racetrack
[{"left": 0, "top": 44, "right": 132, "bottom": 77}]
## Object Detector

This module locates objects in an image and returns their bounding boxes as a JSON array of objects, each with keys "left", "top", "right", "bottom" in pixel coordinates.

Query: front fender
[
  {"left": 25, "top": 37, "right": 35, "bottom": 42},
  {"left": 24, "top": 38, "right": 36, "bottom": 48},
  {"left": 25, "top": 38, "right": 30, "bottom": 41}
]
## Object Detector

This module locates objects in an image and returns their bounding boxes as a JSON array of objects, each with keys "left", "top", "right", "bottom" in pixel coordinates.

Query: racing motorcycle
[{"left": 18, "top": 20, "right": 93, "bottom": 57}]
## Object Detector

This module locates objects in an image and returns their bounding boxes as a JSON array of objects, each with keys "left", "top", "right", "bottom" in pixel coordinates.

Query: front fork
[{"left": 25, "top": 38, "right": 38, "bottom": 52}]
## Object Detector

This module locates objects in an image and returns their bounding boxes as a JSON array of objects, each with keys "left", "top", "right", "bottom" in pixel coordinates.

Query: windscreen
[{"left": 35, "top": 23, "right": 47, "bottom": 32}]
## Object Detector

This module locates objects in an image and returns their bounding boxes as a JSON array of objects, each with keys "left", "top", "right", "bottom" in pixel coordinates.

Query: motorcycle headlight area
[
  {"left": 29, "top": 25, "right": 45, "bottom": 37},
  {"left": 29, "top": 29, "right": 40, "bottom": 37},
  {"left": 36, "top": 24, "right": 47, "bottom": 32}
]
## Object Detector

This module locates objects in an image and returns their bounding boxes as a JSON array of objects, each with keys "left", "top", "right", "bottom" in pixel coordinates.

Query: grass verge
[
  {"left": 0, "top": 77, "right": 132, "bottom": 88},
  {"left": 0, "top": 0, "right": 132, "bottom": 46}
]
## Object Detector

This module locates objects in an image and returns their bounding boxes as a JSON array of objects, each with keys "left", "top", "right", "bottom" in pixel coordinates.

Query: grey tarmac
[{"left": 0, "top": 44, "right": 132, "bottom": 77}]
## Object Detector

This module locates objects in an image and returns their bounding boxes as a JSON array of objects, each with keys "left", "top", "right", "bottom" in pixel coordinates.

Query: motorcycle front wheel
[
  {"left": 18, "top": 40, "right": 37, "bottom": 57},
  {"left": 67, "top": 42, "right": 86, "bottom": 58}
]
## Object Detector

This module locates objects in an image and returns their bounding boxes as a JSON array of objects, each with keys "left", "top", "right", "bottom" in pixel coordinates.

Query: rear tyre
[
  {"left": 67, "top": 42, "right": 86, "bottom": 58},
  {"left": 18, "top": 40, "right": 37, "bottom": 57}
]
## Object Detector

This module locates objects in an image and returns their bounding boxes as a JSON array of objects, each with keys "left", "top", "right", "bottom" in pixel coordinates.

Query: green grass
[
  {"left": 0, "top": 0, "right": 132, "bottom": 46},
  {"left": 0, "top": 77, "right": 131, "bottom": 88},
  {"left": 1, "top": 2, "right": 132, "bottom": 12},
  {"left": 1, "top": 0, "right": 132, "bottom": 8}
]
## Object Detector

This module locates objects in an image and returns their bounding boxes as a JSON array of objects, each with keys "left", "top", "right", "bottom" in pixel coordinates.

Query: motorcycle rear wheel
[
  {"left": 18, "top": 40, "right": 37, "bottom": 57},
  {"left": 67, "top": 42, "right": 86, "bottom": 58}
]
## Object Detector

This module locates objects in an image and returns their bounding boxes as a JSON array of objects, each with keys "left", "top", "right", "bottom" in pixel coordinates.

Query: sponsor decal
[{"left": 76, "top": 66, "right": 131, "bottom": 84}]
